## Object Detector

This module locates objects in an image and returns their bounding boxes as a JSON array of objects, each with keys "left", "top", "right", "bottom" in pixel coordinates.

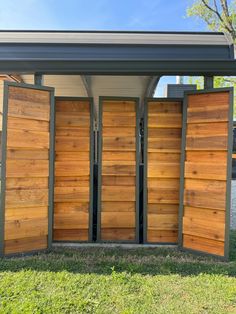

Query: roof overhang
[{"left": 0, "top": 30, "right": 234, "bottom": 75}]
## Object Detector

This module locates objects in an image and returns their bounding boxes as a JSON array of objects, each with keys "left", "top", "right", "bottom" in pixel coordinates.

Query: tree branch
[
  {"left": 220, "top": 0, "right": 235, "bottom": 34},
  {"left": 201, "top": 0, "right": 234, "bottom": 35}
]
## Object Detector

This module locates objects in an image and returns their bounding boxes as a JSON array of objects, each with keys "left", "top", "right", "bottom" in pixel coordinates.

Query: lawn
[{"left": 0, "top": 234, "right": 236, "bottom": 314}]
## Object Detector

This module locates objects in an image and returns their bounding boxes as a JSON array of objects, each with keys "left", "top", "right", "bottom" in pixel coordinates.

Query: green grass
[{"left": 0, "top": 233, "right": 236, "bottom": 314}]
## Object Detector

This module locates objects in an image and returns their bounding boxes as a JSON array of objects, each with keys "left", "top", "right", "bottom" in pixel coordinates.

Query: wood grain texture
[
  {"left": 146, "top": 100, "right": 182, "bottom": 244},
  {"left": 5, "top": 236, "right": 48, "bottom": 255},
  {"left": 183, "top": 234, "right": 224, "bottom": 256},
  {"left": 3, "top": 85, "right": 51, "bottom": 255},
  {"left": 181, "top": 91, "right": 230, "bottom": 257},
  {"left": 53, "top": 99, "right": 92, "bottom": 242},
  {"left": 99, "top": 99, "right": 138, "bottom": 242}
]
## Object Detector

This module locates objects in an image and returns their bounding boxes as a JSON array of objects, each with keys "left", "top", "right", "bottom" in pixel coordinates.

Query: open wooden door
[
  {"left": 97, "top": 97, "right": 140, "bottom": 243},
  {"left": 179, "top": 88, "right": 233, "bottom": 260},
  {"left": 0, "top": 81, "right": 54, "bottom": 256},
  {"left": 53, "top": 97, "right": 94, "bottom": 242},
  {"left": 143, "top": 98, "right": 182, "bottom": 244}
]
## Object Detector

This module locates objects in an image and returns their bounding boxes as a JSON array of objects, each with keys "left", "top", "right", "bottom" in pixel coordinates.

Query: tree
[
  {"left": 187, "top": 0, "right": 236, "bottom": 42},
  {"left": 187, "top": 1, "right": 236, "bottom": 117}
]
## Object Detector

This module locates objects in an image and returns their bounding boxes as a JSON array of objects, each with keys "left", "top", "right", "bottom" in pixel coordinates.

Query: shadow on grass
[{"left": 0, "top": 231, "right": 235, "bottom": 277}]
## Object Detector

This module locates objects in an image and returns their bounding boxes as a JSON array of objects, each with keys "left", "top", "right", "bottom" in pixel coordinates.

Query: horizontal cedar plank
[
  {"left": 184, "top": 162, "right": 227, "bottom": 180},
  {"left": 102, "top": 101, "right": 136, "bottom": 112},
  {"left": 102, "top": 151, "right": 136, "bottom": 161},
  {"left": 147, "top": 230, "right": 178, "bottom": 243},
  {"left": 186, "top": 151, "right": 227, "bottom": 163},
  {"left": 102, "top": 176, "right": 136, "bottom": 186},
  {"left": 148, "top": 138, "right": 181, "bottom": 152},
  {"left": 7, "top": 149, "right": 49, "bottom": 160},
  {"left": 186, "top": 135, "right": 227, "bottom": 151},
  {"left": 5, "top": 206, "right": 48, "bottom": 221},
  {"left": 5, "top": 189, "right": 48, "bottom": 208},
  {"left": 148, "top": 163, "right": 180, "bottom": 178},
  {"left": 148, "top": 128, "right": 181, "bottom": 138},
  {"left": 101, "top": 212, "right": 135, "bottom": 228},
  {"left": 101, "top": 201, "right": 135, "bottom": 212},
  {"left": 54, "top": 187, "right": 89, "bottom": 202},
  {"left": 184, "top": 190, "right": 225, "bottom": 210},
  {"left": 6, "top": 177, "right": 48, "bottom": 190},
  {"left": 4, "top": 235, "right": 48, "bottom": 255},
  {"left": 103, "top": 137, "right": 136, "bottom": 151},
  {"left": 188, "top": 92, "right": 229, "bottom": 108},
  {"left": 6, "top": 160, "right": 49, "bottom": 178},
  {"left": 102, "top": 160, "right": 135, "bottom": 166},
  {"left": 55, "top": 161, "right": 89, "bottom": 176},
  {"left": 54, "top": 212, "right": 89, "bottom": 229},
  {"left": 148, "top": 187, "right": 179, "bottom": 204},
  {"left": 56, "top": 127, "right": 90, "bottom": 138},
  {"left": 148, "top": 113, "right": 182, "bottom": 128},
  {"left": 184, "top": 206, "right": 225, "bottom": 223},
  {"left": 103, "top": 114, "right": 136, "bottom": 127},
  {"left": 102, "top": 164, "right": 136, "bottom": 176},
  {"left": 55, "top": 151, "right": 89, "bottom": 161},
  {"left": 148, "top": 204, "right": 179, "bottom": 214},
  {"left": 56, "top": 100, "right": 90, "bottom": 112},
  {"left": 187, "top": 122, "right": 228, "bottom": 136},
  {"left": 7, "top": 129, "right": 49, "bottom": 149},
  {"left": 148, "top": 214, "right": 178, "bottom": 230},
  {"left": 5, "top": 217, "right": 48, "bottom": 240},
  {"left": 102, "top": 186, "right": 135, "bottom": 201},
  {"left": 53, "top": 229, "right": 88, "bottom": 241},
  {"left": 9, "top": 86, "right": 50, "bottom": 104},
  {"left": 54, "top": 202, "right": 89, "bottom": 214},
  {"left": 8, "top": 99, "right": 50, "bottom": 122},
  {"left": 184, "top": 179, "right": 226, "bottom": 210},
  {"left": 148, "top": 101, "right": 182, "bottom": 113},
  {"left": 148, "top": 152, "right": 180, "bottom": 163},
  {"left": 185, "top": 178, "right": 226, "bottom": 193},
  {"left": 7, "top": 116, "right": 49, "bottom": 132},
  {"left": 101, "top": 228, "right": 135, "bottom": 241},
  {"left": 103, "top": 127, "right": 135, "bottom": 137},
  {"left": 55, "top": 137, "right": 90, "bottom": 152},
  {"left": 183, "top": 216, "right": 225, "bottom": 242},
  {"left": 148, "top": 178, "right": 179, "bottom": 189},
  {"left": 187, "top": 105, "right": 228, "bottom": 123},
  {"left": 56, "top": 112, "right": 90, "bottom": 127},
  {"left": 103, "top": 112, "right": 135, "bottom": 117},
  {"left": 183, "top": 234, "right": 224, "bottom": 256},
  {"left": 55, "top": 176, "right": 89, "bottom": 188}
]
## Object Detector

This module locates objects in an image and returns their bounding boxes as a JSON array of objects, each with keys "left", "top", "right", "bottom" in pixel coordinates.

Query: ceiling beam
[
  {"left": 143, "top": 76, "right": 161, "bottom": 99},
  {"left": 0, "top": 60, "right": 235, "bottom": 75},
  {"left": 81, "top": 75, "right": 92, "bottom": 97}
]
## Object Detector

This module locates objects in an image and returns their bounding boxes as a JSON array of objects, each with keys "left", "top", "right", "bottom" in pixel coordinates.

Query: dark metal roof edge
[
  {"left": 0, "top": 58, "right": 234, "bottom": 62},
  {"left": 0, "top": 30, "right": 226, "bottom": 35}
]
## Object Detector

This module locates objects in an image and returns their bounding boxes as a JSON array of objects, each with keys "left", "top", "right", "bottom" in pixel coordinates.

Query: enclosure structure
[{"left": 0, "top": 30, "right": 235, "bottom": 260}]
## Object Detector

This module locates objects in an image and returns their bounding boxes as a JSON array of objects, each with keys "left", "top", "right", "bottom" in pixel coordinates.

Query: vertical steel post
[
  {"left": 204, "top": 76, "right": 214, "bottom": 89},
  {"left": 34, "top": 73, "right": 44, "bottom": 86}
]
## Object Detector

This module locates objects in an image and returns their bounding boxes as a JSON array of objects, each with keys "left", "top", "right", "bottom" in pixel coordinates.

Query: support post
[
  {"left": 34, "top": 73, "right": 43, "bottom": 85},
  {"left": 204, "top": 76, "right": 214, "bottom": 89}
]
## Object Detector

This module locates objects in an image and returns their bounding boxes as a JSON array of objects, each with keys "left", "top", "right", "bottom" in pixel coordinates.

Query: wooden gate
[
  {"left": 97, "top": 97, "right": 140, "bottom": 242},
  {"left": 179, "top": 88, "right": 233, "bottom": 259},
  {"left": 0, "top": 82, "right": 54, "bottom": 256},
  {"left": 143, "top": 98, "right": 183, "bottom": 243},
  {"left": 54, "top": 97, "right": 94, "bottom": 242}
]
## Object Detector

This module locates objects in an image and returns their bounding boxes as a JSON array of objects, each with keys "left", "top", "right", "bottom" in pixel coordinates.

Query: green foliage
[
  {"left": 0, "top": 232, "right": 235, "bottom": 313},
  {"left": 187, "top": 0, "right": 236, "bottom": 42}
]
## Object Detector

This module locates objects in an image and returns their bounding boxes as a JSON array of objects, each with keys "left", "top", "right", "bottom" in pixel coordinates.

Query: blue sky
[
  {"left": 0, "top": 0, "right": 206, "bottom": 31},
  {"left": 0, "top": 0, "right": 209, "bottom": 95}
]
